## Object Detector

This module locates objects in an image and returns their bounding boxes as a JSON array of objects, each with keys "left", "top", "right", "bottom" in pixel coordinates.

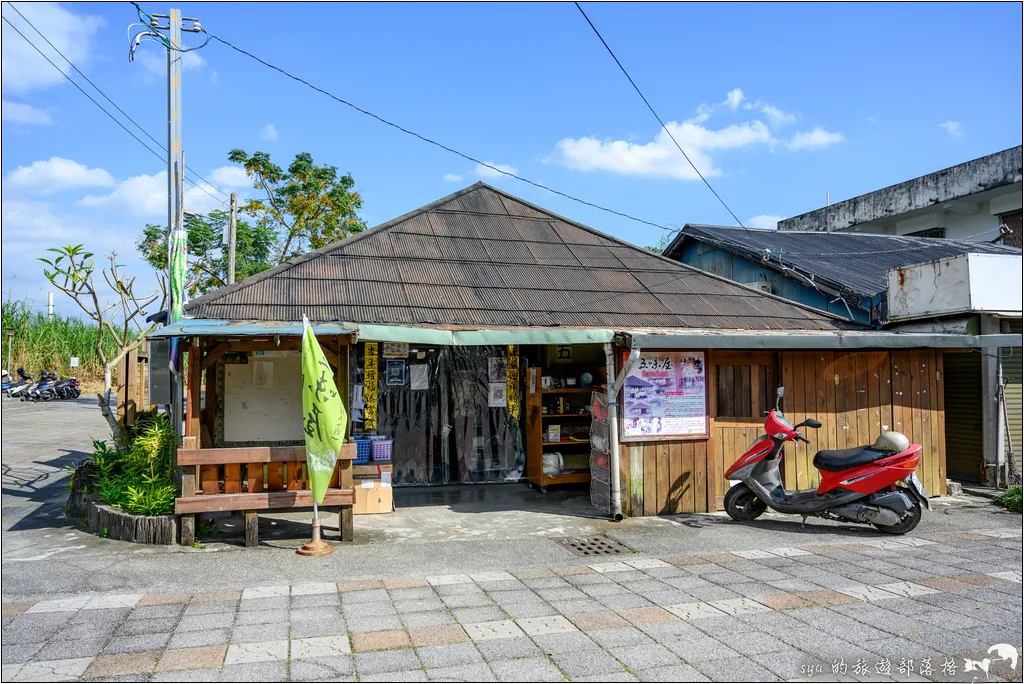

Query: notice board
[{"left": 621, "top": 350, "right": 708, "bottom": 441}]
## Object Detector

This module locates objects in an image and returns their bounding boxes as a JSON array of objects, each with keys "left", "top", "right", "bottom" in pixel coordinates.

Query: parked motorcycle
[
  {"left": 23, "top": 370, "right": 59, "bottom": 401},
  {"left": 723, "top": 386, "right": 928, "bottom": 535},
  {"left": 4, "top": 368, "right": 35, "bottom": 398}
]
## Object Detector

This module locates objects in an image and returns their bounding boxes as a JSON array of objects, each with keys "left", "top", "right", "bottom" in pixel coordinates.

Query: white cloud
[
  {"left": 551, "top": 87, "right": 836, "bottom": 179},
  {"left": 77, "top": 169, "right": 226, "bottom": 217},
  {"left": 6, "top": 157, "right": 114, "bottom": 195},
  {"left": 760, "top": 104, "right": 797, "bottom": 127},
  {"left": 2, "top": 99, "right": 51, "bottom": 124},
  {"left": 725, "top": 88, "right": 744, "bottom": 110},
  {"left": 261, "top": 123, "right": 278, "bottom": 141},
  {"left": 747, "top": 214, "right": 782, "bottom": 230},
  {"left": 475, "top": 162, "right": 517, "bottom": 178},
  {"left": 939, "top": 121, "right": 964, "bottom": 138},
  {"left": 786, "top": 127, "right": 846, "bottom": 151},
  {"left": 443, "top": 173, "right": 464, "bottom": 182},
  {"left": 552, "top": 120, "right": 773, "bottom": 179},
  {"left": 866, "top": 116, "right": 880, "bottom": 124},
  {"left": 1, "top": 3, "right": 104, "bottom": 93},
  {"left": 207, "top": 165, "right": 251, "bottom": 188}
]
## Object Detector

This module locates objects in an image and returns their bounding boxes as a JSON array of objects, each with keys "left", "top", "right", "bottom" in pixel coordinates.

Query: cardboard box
[{"left": 353, "top": 464, "right": 393, "bottom": 514}]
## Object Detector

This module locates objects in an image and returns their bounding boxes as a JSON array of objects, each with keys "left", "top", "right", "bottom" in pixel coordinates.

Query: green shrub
[
  {"left": 91, "top": 413, "right": 177, "bottom": 516},
  {"left": 993, "top": 485, "right": 1022, "bottom": 513}
]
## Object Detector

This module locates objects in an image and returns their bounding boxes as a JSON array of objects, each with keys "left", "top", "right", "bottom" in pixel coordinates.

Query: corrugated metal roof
[
  {"left": 185, "top": 183, "right": 858, "bottom": 332},
  {"left": 665, "top": 224, "right": 1021, "bottom": 298}
]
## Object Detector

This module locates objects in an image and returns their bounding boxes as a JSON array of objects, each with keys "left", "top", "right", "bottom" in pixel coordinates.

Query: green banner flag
[{"left": 301, "top": 316, "right": 347, "bottom": 505}]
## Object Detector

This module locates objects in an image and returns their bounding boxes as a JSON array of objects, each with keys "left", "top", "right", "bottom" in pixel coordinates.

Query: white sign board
[{"left": 69, "top": 357, "right": 80, "bottom": 368}]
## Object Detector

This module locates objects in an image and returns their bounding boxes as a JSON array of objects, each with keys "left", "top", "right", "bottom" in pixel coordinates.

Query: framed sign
[{"left": 620, "top": 350, "right": 708, "bottom": 441}]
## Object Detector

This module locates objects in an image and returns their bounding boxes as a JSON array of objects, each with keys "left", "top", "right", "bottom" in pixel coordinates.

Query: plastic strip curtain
[{"left": 350, "top": 343, "right": 524, "bottom": 485}]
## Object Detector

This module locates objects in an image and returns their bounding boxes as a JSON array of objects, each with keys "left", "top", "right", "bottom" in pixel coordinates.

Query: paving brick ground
[{"left": 2, "top": 527, "right": 1021, "bottom": 682}]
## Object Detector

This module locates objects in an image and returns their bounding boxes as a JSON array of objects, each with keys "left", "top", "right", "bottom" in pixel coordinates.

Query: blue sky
[{"left": 3, "top": 2, "right": 1021, "bottom": 314}]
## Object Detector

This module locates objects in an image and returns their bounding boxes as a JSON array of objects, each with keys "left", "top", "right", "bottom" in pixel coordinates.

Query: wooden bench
[{"left": 176, "top": 442, "right": 356, "bottom": 547}]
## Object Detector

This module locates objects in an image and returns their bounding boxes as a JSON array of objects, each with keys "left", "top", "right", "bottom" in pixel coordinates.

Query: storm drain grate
[{"left": 555, "top": 535, "right": 629, "bottom": 556}]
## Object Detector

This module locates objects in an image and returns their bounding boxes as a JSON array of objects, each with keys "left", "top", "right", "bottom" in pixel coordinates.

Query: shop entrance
[{"left": 349, "top": 342, "right": 607, "bottom": 492}]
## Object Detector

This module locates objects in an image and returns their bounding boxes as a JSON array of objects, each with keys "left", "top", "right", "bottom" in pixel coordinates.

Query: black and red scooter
[{"left": 723, "top": 387, "right": 929, "bottom": 534}]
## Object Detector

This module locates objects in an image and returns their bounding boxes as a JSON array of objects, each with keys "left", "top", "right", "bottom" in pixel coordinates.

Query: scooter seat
[{"left": 812, "top": 446, "right": 892, "bottom": 472}]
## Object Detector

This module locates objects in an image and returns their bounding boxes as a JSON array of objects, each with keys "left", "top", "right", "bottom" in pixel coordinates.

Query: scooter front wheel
[
  {"left": 873, "top": 501, "right": 922, "bottom": 535},
  {"left": 724, "top": 483, "right": 767, "bottom": 522}
]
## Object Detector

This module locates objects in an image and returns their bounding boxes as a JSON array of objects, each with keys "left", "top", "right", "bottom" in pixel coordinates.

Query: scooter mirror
[
  {"left": 800, "top": 419, "right": 822, "bottom": 429},
  {"left": 775, "top": 386, "right": 784, "bottom": 410}
]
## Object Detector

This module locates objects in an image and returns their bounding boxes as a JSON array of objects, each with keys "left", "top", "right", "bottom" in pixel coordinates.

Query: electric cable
[
  {"left": 184, "top": 25, "right": 677, "bottom": 234},
  {"left": 573, "top": 2, "right": 750, "bottom": 233},
  {"left": 4, "top": 2, "right": 229, "bottom": 202},
  {"left": 1, "top": 11, "right": 228, "bottom": 207}
]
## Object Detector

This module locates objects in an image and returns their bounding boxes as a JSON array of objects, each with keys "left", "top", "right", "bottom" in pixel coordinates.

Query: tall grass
[{"left": 2, "top": 299, "right": 116, "bottom": 389}]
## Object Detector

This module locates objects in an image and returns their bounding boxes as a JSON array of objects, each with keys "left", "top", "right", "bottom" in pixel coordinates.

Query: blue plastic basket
[{"left": 353, "top": 437, "right": 372, "bottom": 464}]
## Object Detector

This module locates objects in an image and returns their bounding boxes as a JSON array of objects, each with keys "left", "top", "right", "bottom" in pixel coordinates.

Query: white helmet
[{"left": 873, "top": 431, "right": 909, "bottom": 453}]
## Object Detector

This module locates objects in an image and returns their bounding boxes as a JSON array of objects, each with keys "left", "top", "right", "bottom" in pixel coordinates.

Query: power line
[
  {"left": 191, "top": 27, "right": 676, "bottom": 234},
  {"left": 573, "top": 2, "right": 749, "bottom": 232},
  {"left": 3, "top": 1, "right": 228, "bottom": 202}
]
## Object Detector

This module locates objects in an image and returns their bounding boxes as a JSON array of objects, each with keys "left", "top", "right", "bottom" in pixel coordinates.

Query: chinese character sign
[
  {"left": 621, "top": 351, "right": 707, "bottom": 439},
  {"left": 301, "top": 317, "right": 347, "bottom": 505},
  {"left": 363, "top": 342, "right": 379, "bottom": 432}
]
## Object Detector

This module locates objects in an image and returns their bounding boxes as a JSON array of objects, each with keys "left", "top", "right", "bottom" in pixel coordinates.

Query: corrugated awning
[
  {"left": 617, "top": 329, "right": 1023, "bottom": 350},
  {"left": 148, "top": 319, "right": 614, "bottom": 346},
  {"left": 148, "top": 319, "right": 356, "bottom": 338}
]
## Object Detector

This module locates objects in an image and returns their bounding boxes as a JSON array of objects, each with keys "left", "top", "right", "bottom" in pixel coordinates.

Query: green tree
[
  {"left": 227, "top": 149, "right": 366, "bottom": 262},
  {"left": 643, "top": 233, "right": 673, "bottom": 254},
  {"left": 136, "top": 210, "right": 275, "bottom": 297}
]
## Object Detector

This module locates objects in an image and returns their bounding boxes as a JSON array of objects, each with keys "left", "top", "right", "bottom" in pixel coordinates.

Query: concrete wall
[
  {"left": 779, "top": 147, "right": 1023, "bottom": 236},
  {"left": 223, "top": 350, "right": 304, "bottom": 443}
]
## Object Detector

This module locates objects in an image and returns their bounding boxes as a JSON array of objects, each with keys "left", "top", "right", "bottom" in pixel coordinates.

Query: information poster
[{"left": 621, "top": 351, "right": 707, "bottom": 439}]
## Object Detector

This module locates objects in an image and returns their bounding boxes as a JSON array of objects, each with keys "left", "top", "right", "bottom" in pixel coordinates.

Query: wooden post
[
  {"left": 339, "top": 459, "right": 353, "bottom": 542},
  {"left": 179, "top": 435, "right": 198, "bottom": 546},
  {"left": 244, "top": 510, "right": 258, "bottom": 548}
]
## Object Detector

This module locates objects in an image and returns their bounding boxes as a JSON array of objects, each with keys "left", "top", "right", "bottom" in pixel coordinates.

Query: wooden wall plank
[
  {"left": 935, "top": 351, "right": 947, "bottom": 491},
  {"left": 878, "top": 352, "right": 893, "bottom": 435},
  {"left": 800, "top": 353, "right": 816, "bottom": 489},
  {"left": 643, "top": 444, "right": 657, "bottom": 517},
  {"left": 693, "top": 441, "right": 708, "bottom": 513},
  {"left": 680, "top": 442, "right": 695, "bottom": 513},
  {"left": 247, "top": 462, "right": 264, "bottom": 493},
  {"left": 855, "top": 352, "right": 871, "bottom": 450},
  {"left": 223, "top": 464, "right": 241, "bottom": 494},
  {"left": 780, "top": 353, "right": 796, "bottom": 489},
  {"left": 268, "top": 462, "right": 284, "bottom": 491},
  {"left": 657, "top": 442, "right": 670, "bottom": 515},
  {"left": 668, "top": 442, "right": 682, "bottom": 514},
  {"left": 200, "top": 465, "right": 219, "bottom": 496}
]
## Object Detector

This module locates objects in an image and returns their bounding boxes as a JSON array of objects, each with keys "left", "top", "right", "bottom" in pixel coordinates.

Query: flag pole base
[{"left": 297, "top": 517, "right": 333, "bottom": 556}]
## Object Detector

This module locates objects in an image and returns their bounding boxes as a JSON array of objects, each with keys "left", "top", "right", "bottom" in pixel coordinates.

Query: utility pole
[
  {"left": 138, "top": 8, "right": 202, "bottom": 443},
  {"left": 47, "top": 292, "right": 54, "bottom": 322},
  {"left": 227, "top": 193, "right": 238, "bottom": 284}
]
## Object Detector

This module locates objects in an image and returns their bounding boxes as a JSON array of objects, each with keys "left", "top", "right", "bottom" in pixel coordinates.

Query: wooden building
[{"left": 152, "top": 183, "right": 1017, "bottom": 529}]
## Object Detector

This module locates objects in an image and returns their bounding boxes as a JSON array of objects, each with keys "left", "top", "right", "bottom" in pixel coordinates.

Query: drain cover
[{"left": 555, "top": 535, "right": 629, "bottom": 556}]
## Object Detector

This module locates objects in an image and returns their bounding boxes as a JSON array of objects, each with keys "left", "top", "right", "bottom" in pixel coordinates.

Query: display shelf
[
  {"left": 540, "top": 388, "right": 593, "bottom": 394},
  {"left": 542, "top": 440, "right": 591, "bottom": 446}
]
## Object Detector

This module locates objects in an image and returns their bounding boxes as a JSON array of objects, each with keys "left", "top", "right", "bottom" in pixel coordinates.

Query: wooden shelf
[
  {"left": 533, "top": 471, "right": 591, "bottom": 486},
  {"left": 540, "top": 388, "right": 593, "bottom": 394},
  {"left": 542, "top": 440, "right": 591, "bottom": 446},
  {"left": 541, "top": 413, "right": 591, "bottom": 419}
]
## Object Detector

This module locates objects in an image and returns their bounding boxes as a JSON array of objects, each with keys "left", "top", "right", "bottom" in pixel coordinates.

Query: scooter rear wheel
[
  {"left": 873, "top": 501, "right": 922, "bottom": 535},
  {"left": 724, "top": 483, "right": 767, "bottom": 522}
]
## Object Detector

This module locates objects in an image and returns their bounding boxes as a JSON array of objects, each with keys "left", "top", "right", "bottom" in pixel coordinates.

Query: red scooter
[{"left": 723, "top": 387, "right": 929, "bottom": 534}]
